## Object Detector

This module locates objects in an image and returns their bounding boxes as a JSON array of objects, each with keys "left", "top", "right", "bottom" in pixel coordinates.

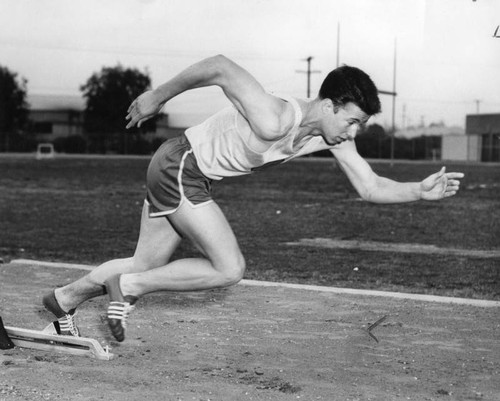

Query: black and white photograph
[{"left": 1, "top": 1, "right": 499, "bottom": 400}]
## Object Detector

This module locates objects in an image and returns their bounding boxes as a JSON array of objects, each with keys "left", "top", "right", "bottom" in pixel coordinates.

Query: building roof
[
  {"left": 28, "top": 94, "right": 85, "bottom": 111},
  {"left": 396, "top": 124, "right": 465, "bottom": 138},
  {"left": 27, "top": 94, "right": 169, "bottom": 125}
]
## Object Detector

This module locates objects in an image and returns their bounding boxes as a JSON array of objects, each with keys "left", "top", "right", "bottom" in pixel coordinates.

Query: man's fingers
[
  {"left": 125, "top": 109, "right": 147, "bottom": 129},
  {"left": 429, "top": 167, "right": 446, "bottom": 182},
  {"left": 445, "top": 172, "right": 465, "bottom": 179},
  {"left": 127, "top": 101, "right": 136, "bottom": 113},
  {"left": 126, "top": 116, "right": 139, "bottom": 129}
]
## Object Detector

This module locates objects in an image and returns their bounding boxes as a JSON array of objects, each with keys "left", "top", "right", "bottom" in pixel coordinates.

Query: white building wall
[
  {"left": 467, "top": 135, "right": 481, "bottom": 161},
  {"left": 442, "top": 135, "right": 468, "bottom": 160},
  {"left": 442, "top": 134, "right": 481, "bottom": 161}
]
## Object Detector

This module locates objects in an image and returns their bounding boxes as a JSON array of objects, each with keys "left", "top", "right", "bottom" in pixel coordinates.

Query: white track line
[
  {"left": 9, "top": 259, "right": 500, "bottom": 308},
  {"left": 10, "top": 259, "right": 94, "bottom": 271},
  {"left": 241, "top": 279, "right": 500, "bottom": 307}
]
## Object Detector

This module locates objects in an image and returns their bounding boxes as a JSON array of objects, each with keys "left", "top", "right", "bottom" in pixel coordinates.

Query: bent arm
[
  {"left": 331, "top": 142, "right": 463, "bottom": 203},
  {"left": 150, "top": 55, "right": 258, "bottom": 107},
  {"left": 126, "top": 55, "right": 284, "bottom": 137}
]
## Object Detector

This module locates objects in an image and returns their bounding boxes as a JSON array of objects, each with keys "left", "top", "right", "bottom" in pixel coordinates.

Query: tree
[
  {"left": 0, "top": 66, "right": 30, "bottom": 151},
  {"left": 80, "top": 65, "right": 155, "bottom": 154},
  {"left": 355, "top": 123, "right": 389, "bottom": 159}
]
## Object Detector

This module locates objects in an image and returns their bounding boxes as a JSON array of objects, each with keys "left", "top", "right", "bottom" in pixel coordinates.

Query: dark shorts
[{"left": 146, "top": 134, "right": 213, "bottom": 217}]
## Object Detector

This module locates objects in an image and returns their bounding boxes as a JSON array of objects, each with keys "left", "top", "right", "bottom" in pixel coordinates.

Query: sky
[{"left": 1, "top": 0, "right": 499, "bottom": 133}]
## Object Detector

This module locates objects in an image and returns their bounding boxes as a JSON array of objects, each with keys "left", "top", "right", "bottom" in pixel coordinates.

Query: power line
[
  {"left": 401, "top": 98, "right": 478, "bottom": 105},
  {"left": 400, "top": 98, "right": 500, "bottom": 110},
  {"left": 0, "top": 39, "right": 301, "bottom": 62}
]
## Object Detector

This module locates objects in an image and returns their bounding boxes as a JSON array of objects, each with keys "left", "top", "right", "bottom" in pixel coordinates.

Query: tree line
[
  {"left": 0, "top": 64, "right": 157, "bottom": 154},
  {"left": 0, "top": 63, "right": 440, "bottom": 159}
]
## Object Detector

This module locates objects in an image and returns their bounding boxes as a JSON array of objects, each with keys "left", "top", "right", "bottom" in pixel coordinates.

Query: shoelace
[
  {"left": 108, "top": 302, "right": 136, "bottom": 328},
  {"left": 59, "top": 311, "right": 80, "bottom": 336}
]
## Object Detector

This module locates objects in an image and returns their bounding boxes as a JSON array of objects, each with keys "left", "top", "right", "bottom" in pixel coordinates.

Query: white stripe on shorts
[{"left": 147, "top": 149, "right": 212, "bottom": 217}]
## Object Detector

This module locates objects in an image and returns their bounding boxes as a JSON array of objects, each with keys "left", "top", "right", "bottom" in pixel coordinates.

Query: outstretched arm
[
  {"left": 125, "top": 55, "right": 285, "bottom": 138},
  {"left": 331, "top": 142, "right": 464, "bottom": 203}
]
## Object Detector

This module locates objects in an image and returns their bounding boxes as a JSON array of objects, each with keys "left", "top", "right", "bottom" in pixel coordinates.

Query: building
[
  {"left": 466, "top": 114, "right": 500, "bottom": 162},
  {"left": 442, "top": 113, "right": 500, "bottom": 162},
  {"left": 29, "top": 95, "right": 85, "bottom": 142},
  {"left": 28, "top": 94, "right": 179, "bottom": 149},
  {"left": 396, "top": 124, "right": 464, "bottom": 161}
]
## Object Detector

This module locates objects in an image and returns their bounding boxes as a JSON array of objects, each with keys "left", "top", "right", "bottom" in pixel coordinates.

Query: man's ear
[
  {"left": 324, "top": 98, "right": 342, "bottom": 114},
  {"left": 322, "top": 98, "right": 338, "bottom": 114}
]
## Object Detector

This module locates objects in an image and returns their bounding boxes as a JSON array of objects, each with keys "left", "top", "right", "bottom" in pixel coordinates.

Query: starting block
[{"left": 0, "top": 317, "right": 113, "bottom": 361}]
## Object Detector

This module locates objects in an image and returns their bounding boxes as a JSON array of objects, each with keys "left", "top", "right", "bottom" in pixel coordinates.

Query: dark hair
[{"left": 318, "top": 65, "right": 381, "bottom": 116}]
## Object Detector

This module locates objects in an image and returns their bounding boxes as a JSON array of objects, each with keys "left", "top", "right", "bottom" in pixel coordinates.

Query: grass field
[{"left": 1, "top": 154, "right": 499, "bottom": 300}]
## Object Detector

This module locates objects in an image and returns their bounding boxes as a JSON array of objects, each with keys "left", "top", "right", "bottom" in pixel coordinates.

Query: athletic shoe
[
  {"left": 104, "top": 275, "right": 138, "bottom": 342},
  {"left": 42, "top": 291, "right": 80, "bottom": 337}
]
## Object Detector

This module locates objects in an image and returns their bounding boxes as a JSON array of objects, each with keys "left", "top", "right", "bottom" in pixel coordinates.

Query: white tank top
[{"left": 184, "top": 97, "right": 332, "bottom": 180}]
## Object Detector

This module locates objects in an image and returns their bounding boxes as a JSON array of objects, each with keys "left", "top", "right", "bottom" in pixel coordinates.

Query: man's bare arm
[
  {"left": 331, "top": 143, "right": 464, "bottom": 203},
  {"left": 126, "top": 55, "right": 284, "bottom": 138}
]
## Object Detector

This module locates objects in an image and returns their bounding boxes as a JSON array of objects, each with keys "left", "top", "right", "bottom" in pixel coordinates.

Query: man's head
[{"left": 318, "top": 65, "right": 381, "bottom": 116}]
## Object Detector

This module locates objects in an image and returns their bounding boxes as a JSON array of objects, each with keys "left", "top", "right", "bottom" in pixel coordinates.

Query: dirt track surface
[{"left": 0, "top": 261, "right": 499, "bottom": 401}]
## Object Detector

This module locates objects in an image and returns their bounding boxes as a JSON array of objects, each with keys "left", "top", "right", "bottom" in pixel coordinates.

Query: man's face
[{"left": 322, "top": 102, "right": 370, "bottom": 146}]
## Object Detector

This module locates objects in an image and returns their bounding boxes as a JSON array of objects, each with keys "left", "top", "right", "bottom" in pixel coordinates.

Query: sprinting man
[{"left": 43, "top": 55, "right": 464, "bottom": 341}]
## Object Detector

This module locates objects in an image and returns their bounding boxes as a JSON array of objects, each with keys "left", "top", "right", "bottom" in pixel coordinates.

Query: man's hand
[
  {"left": 420, "top": 167, "right": 464, "bottom": 201},
  {"left": 125, "top": 90, "right": 164, "bottom": 129}
]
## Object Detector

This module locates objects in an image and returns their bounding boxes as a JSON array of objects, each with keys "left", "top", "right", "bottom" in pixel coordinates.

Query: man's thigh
[
  {"left": 167, "top": 200, "right": 243, "bottom": 269},
  {"left": 133, "top": 202, "right": 182, "bottom": 270}
]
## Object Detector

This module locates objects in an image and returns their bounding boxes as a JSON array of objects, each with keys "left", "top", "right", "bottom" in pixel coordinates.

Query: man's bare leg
[
  {"left": 120, "top": 200, "right": 245, "bottom": 297},
  {"left": 48, "top": 202, "right": 182, "bottom": 313},
  {"left": 104, "top": 200, "right": 245, "bottom": 341}
]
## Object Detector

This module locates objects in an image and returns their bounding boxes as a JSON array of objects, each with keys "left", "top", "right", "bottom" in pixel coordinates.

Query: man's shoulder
[
  {"left": 273, "top": 97, "right": 300, "bottom": 137},
  {"left": 234, "top": 94, "right": 286, "bottom": 141}
]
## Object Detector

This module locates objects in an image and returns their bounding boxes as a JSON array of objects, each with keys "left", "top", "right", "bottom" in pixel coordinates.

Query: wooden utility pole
[
  {"left": 296, "top": 56, "right": 321, "bottom": 98},
  {"left": 474, "top": 99, "right": 482, "bottom": 114},
  {"left": 336, "top": 22, "right": 340, "bottom": 68},
  {"left": 390, "top": 38, "right": 397, "bottom": 166},
  {"left": 376, "top": 41, "right": 397, "bottom": 165}
]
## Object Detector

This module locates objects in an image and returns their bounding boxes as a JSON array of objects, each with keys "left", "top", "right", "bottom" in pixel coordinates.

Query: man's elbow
[
  {"left": 205, "top": 55, "right": 234, "bottom": 83},
  {"left": 358, "top": 185, "right": 380, "bottom": 203},
  {"left": 357, "top": 174, "right": 386, "bottom": 203},
  {"left": 359, "top": 189, "right": 373, "bottom": 203},
  {"left": 209, "top": 54, "right": 234, "bottom": 71}
]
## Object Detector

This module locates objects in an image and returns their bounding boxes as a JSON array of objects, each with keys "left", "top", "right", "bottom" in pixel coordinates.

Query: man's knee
[{"left": 218, "top": 253, "right": 246, "bottom": 287}]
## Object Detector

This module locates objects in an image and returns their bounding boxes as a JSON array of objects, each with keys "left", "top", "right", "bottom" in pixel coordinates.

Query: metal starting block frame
[{"left": 4, "top": 324, "right": 114, "bottom": 361}]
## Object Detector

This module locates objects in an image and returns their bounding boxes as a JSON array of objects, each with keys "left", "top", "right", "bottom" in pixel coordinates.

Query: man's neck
[{"left": 295, "top": 98, "right": 323, "bottom": 140}]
